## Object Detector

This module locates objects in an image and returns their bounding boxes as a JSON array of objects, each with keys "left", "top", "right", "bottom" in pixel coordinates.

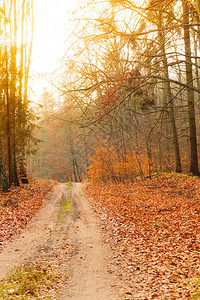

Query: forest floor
[
  {"left": 0, "top": 174, "right": 199, "bottom": 299},
  {"left": 85, "top": 174, "right": 200, "bottom": 299}
]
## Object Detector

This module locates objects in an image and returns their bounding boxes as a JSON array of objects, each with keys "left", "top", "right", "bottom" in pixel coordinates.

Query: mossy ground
[
  {"left": 0, "top": 261, "right": 61, "bottom": 299},
  {"left": 57, "top": 197, "right": 72, "bottom": 221}
]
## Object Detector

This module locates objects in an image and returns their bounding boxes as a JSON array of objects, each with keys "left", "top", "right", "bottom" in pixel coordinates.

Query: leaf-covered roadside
[
  {"left": 0, "top": 180, "right": 56, "bottom": 251},
  {"left": 84, "top": 174, "right": 200, "bottom": 299}
]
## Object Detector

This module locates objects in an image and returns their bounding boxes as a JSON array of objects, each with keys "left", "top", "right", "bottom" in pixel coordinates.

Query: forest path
[{"left": 0, "top": 183, "right": 119, "bottom": 299}]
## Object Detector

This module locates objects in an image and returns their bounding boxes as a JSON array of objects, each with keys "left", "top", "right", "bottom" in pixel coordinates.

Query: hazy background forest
[{"left": 1, "top": 0, "right": 200, "bottom": 189}]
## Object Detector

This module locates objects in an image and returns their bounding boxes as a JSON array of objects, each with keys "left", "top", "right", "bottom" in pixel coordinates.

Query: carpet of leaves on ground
[
  {"left": 0, "top": 179, "right": 56, "bottom": 252},
  {"left": 84, "top": 174, "right": 200, "bottom": 299}
]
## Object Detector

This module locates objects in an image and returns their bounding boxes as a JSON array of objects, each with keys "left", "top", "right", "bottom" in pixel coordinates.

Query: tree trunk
[
  {"left": 10, "top": 0, "right": 20, "bottom": 186},
  {"left": 75, "top": 159, "right": 82, "bottom": 182},
  {"left": 158, "top": 15, "right": 182, "bottom": 173},
  {"left": 0, "top": 136, "right": 9, "bottom": 192},
  {"left": 182, "top": 0, "right": 200, "bottom": 175},
  {"left": 73, "top": 159, "right": 78, "bottom": 182},
  {"left": 4, "top": 0, "right": 12, "bottom": 186},
  {"left": 18, "top": 0, "right": 29, "bottom": 184},
  {"left": 19, "top": 149, "right": 29, "bottom": 184}
]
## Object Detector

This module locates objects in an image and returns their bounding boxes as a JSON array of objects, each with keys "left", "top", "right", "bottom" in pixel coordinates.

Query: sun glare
[
  {"left": 30, "top": 0, "right": 78, "bottom": 100},
  {"left": 30, "top": 0, "right": 146, "bottom": 102}
]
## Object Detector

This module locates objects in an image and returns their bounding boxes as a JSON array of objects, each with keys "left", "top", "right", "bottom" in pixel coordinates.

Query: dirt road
[{"left": 0, "top": 183, "right": 119, "bottom": 299}]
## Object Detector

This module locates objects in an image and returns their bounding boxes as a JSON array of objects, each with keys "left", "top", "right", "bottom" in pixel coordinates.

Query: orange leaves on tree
[
  {"left": 95, "top": 68, "right": 141, "bottom": 118},
  {"left": 88, "top": 145, "right": 149, "bottom": 182}
]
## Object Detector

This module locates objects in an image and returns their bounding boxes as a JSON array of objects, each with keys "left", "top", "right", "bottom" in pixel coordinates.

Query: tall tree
[
  {"left": 0, "top": 0, "right": 35, "bottom": 186},
  {"left": 4, "top": 1, "right": 12, "bottom": 185},
  {"left": 10, "top": 0, "right": 20, "bottom": 186},
  {"left": 182, "top": 0, "right": 200, "bottom": 175},
  {"left": 147, "top": 0, "right": 182, "bottom": 173}
]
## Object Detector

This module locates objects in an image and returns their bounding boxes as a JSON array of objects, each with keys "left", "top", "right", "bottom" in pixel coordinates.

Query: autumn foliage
[
  {"left": 96, "top": 68, "right": 142, "bottom": 117},
  {"left": 88, "top": 145, "right": 150, "bottom": 182},
  {"left": 84, "top": 174, "right": 200, "bottom": 299}
]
